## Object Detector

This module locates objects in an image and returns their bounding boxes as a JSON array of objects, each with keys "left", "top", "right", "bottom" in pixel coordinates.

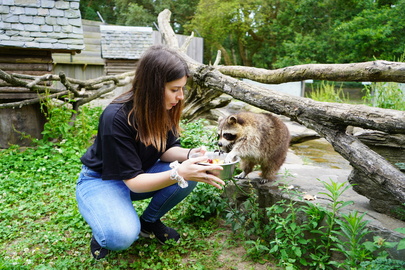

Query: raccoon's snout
[{"left": 218, "top": 140, "right": 232, "bottom": 153}]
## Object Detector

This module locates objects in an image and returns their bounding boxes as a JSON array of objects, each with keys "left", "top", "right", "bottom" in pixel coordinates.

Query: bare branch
[
  {"left": 213, "top": 50, "right": 221, "bottom": 66},
  {"left": 0, "top": 91, "right": 69, "bottom": 109},
  {"left": 180, "top": 32, "right": 194, "bottom": 53},
  {"left": 59, "top": 71, "right": 80, "bottom": 96},
  {"left": 158, "top": 9, "right": 179, "bottom": 48},
  {"left": 26, "top": 74, "right": 56, "bottom": 88},
  {"left": 0, "top": 69, "right": 37, "bottom": 90},
  {"left": 194, "top": 65, "right": 405, "bottom": 134},
  {"left": 75, "top": 83, "right": 117, "bottom": 107},
  {"left": 0, "top": 68, "right": 135, "bottom": 109},
  {"left": 217, "top": 61, "right": 405, "bottom": 83}
]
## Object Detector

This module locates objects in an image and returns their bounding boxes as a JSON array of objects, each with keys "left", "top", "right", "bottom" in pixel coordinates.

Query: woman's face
[{"left": 164, "top": 76, "right": 187, "bottom": 110}]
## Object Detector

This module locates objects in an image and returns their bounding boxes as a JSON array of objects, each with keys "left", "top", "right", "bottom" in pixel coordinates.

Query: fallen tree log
[
  {"left": 157, "top": 9, "right": 405, "bottom": 219},
  {"left": 217, "top": 61, "right": 405, "bottom": 84}
]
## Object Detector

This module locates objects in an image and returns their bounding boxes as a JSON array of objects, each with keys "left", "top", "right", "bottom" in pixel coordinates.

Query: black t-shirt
[{"left": 80, "top": 101, "right": 181, "bottom": 180}]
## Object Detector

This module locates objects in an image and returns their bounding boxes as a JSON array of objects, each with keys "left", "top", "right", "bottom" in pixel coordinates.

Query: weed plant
[
  {"left": 363, "top": 53, "right": 405, "bottom": 111},
  {"left": 307, "top": 81, "right": 349, "bottom": 103},
  {"left": 363, "top": 82, "right": 405, "bottom": 111},
  {"left": 307, "top": 78, "right": 405, "bottom": 111}
]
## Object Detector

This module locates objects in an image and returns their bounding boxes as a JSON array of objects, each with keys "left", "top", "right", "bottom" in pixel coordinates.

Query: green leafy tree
[
  {"left": 189, "top": 0, "right": 405, "bottom": 67},
  {"left": 113, "top": 0, "right": 199, "bottom": 33},
  {"left": 330, "top": 1, "right": 405, "bottom": 62},
  {"left": 80, "top": 0, "right": 405, "bottom": 67},
  {"left": 186, "top": 0, "right": 290, "bottom": 66},
  {"left": 80, "top": 0, "right": 117, "bottom": 24},
  {"left": 80, "top": 0, "right": 199, "bottom": 33}
]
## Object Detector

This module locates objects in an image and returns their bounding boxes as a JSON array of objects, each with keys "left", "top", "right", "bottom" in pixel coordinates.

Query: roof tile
[
  {"left": 100, "top": 25, "right": 153, "bottom": 59},
  {"left": 0, "top": 0, "right": 84, "bottom": 52}
]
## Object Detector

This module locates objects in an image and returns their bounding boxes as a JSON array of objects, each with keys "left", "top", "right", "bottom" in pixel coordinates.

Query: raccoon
[{"left": 217, "top": 111, "right": 290, "bottom": 184}]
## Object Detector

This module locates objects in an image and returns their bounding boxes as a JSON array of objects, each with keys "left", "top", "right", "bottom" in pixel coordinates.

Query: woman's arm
[
  {"left": 160, "top": 146, "right": 189, "bottom": 162},
  {"left": 124, "top": 156, "right": 224, "bottom": 193},
  {"left": 124, "top": 170, "right": 175, "bottom": 193},
  {"left": 160, "top": 146, "right": 206, "bottom": 162}
]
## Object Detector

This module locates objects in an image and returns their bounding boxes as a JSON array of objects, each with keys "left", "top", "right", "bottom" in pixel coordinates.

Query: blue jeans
[{"left": 76, "top": 162, "right": 197, "bottom": 251}]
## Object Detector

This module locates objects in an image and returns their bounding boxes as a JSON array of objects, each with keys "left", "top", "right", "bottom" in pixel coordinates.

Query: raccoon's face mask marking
[
  {"left": 218, "top": 131, "right": 237, "bottom": 152},
  {"left": 223, "top": 133, "right": 237, "bottom": 141}
]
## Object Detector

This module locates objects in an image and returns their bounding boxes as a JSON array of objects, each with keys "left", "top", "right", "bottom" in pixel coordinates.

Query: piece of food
[
  {"left": 212, "top": 159, "right": 224, "bottom": 164},
  {"left": 205, "top": 158, "right": 225, "bottom": 164}
]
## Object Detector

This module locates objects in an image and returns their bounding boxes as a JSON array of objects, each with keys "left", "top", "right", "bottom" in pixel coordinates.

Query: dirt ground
[{"left": 182, "top": 221, "right": 283, "bottom": 270}]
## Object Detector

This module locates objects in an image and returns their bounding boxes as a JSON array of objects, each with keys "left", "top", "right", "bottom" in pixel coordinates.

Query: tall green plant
[
  {"left": 180, "top": 118, "right": 218, "bottom": 150},
  {"left": 38, "top": 95, "right": 101, "bottom": 149},
  {"left": 363, "top": 52, "right": 405, "bottom": 111},
  {"left": 307, "top": 81, "right": 349, "bottom": 103},
  {"left": 363, "top": 82, "right": 405, "bottom": 111},
  {"left": 40, "top": 97, "right": 75, "bottom": 141},
  {"left": 330, "top": 211, "right": 373, "bottom": 269}
]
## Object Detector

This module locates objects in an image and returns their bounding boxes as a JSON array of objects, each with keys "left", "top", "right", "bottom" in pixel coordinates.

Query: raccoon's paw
[
  {"left": 235, "top": 172, "right": 247, "bottom": 179},
  {"left": 259, "top": 178, "right": 269, "bottom": 184}
]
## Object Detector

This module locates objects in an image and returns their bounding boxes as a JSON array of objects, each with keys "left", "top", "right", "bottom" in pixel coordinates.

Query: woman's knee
[{"left": 105, "top": 226, "right": 140, "bottom": 251}]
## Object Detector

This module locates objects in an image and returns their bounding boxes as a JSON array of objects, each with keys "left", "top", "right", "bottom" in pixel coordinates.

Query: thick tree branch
[
  {"left": 217, "top": 61, "right": 405, "bottom": 83},
  {"left": 190, "top": 64, "right": 405, "bottom": 218},
  {"left": 158, "top": 9, "right": 179, "bottom": 49}
]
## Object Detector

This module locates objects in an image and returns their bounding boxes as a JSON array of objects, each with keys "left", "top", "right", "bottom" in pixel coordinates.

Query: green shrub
[
  {"left": 360, "top": 258, "right": 405, "bottom": 270},
  {"left": 180, "top": 118, "right": 218, "bottom": 150},
  {"left": 178, "top": 117, "right": 227, "bottom": 221},
  {"left": 363, "top": 82, "right": 405, "bottom": 111}
]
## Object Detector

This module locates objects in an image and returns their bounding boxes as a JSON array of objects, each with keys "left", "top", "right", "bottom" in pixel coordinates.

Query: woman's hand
[{"left": 178, "top": 155, "right": 225, "bottom": 189}]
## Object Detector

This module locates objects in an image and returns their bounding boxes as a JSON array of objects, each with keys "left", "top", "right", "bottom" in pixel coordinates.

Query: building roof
[
  {"left": 100, "top": 25, "right": 153, "bottom": 59},
  {"left": 0, "top": 0, "right": 84, "bottom": 53}
]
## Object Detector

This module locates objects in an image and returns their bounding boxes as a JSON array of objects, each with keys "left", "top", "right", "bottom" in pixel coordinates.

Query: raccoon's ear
[
  {"left": 229, "top": 115, "right": 245, "bottom": 125},
  {"left": 218, "top": 116, "right": 223, "bottom": 123},
  {"left": 228, "top": 115, "right": 237, "bottom": 124}
]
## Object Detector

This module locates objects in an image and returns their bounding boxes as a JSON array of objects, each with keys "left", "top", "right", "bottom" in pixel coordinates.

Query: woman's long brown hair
[{"left": 115, "top": 45, "right": 190, "bottom": 152}]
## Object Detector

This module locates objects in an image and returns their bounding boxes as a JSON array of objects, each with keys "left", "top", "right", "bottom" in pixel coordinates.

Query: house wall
[
  {"left": 52, "top": 19, "right": 105, "bottom": 80},
  {"left": 0, "top": 103, "right": 46, "bottom": 148}
]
